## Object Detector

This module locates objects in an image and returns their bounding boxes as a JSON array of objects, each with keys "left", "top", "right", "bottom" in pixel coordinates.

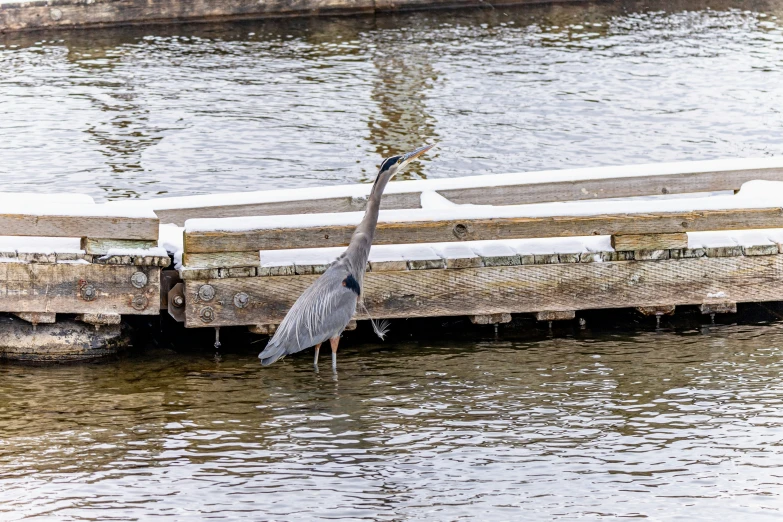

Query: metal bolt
[
  {"left": 132, "top": 295, "right": 148, "bottom": 311},
  {"left": 172, "top": 295, "right": 184, "bottom": 308},
  {"left": 200, "top": 307, "right": 215, "bottom": 323},
  {"left": 130, "top": 271, "right": 148, "bottom": 289},
  {"left": 82, "top": 284, "right": 96, "bottom": 301},
  {"left": 453, "top": 223, "right": 469, "bottom": 239},
  {"left": 198, "top": 284, "right": 216, "bottom": 302},
  {"left": 234, "top": 292, "right": 249, "bottom": 309},
  {"left": 50, "top": 8, "right": 62, "bottom": 20}
]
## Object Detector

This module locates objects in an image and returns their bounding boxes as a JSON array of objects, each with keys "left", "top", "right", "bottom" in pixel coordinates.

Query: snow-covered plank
[
  {"left": 0, "top": 192, "right": 94, "bottom": 206},
  {"left": 106, "top": 158, "right": 783, "bottom": 225},
  {"left": 184, "top": 204, "right": 783, "bottom": 254}
]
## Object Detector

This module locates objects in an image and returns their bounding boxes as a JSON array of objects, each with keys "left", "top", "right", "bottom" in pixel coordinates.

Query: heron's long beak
[{"left": 399, "top": 144, "right": 435, "bottom": 169}]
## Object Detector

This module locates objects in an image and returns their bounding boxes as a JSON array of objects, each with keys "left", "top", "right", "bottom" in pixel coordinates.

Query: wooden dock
[
  {"left": 0, "top": 0, "right": 580, "bottom": 33},
  {"left": 5, "top": 157, "right": 783, "bottom": 360}
]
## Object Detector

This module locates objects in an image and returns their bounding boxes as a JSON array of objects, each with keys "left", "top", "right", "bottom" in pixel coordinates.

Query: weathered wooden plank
[
  {"left": 81, "top": 238, "right": 158, "bottom": 255},
  {"left": 182, "top": 251, "right": 259, "bottom": 269},
  {"left": 182, "top": 255, "right": 783, "bottom": 327},
  {"left": 77, "top": 313, "right": 122, "bottom": 326},
  {"left": 636, "top": 305, "right": 676, "bottom": 316},
  {"left": 535, "top": 310, "right": 576, "bottom": 321},
  {"left": 439, "top": 165, "right": 783, "bottom": 207},
  {"left": 131, "top": 160, "right": 783, "bottom": 225},
  {"left": 0, "top": 214, "right": 158, "bottom": 240},
  {"left": 157, "top": 193, "right": 421, "bottom": 227},
  {"left": 611, "top": 233, "right": 688, "bottom": 251},
  {"left": 705, "top": 246, "right": 744, "bottom": 257},
  {"left": 470, "top": 313, "right": 512, "bottom": 325},
  {"left": 743, "top": 244, "right": 779, "bottom": 256},
  {"left": 184, "top": 208, "right": 783, "bottom": 253},
  {"left": 635, "top": 249, "right": 670, "bottom": 261},
  {"left": 0, "top": 264, "right": 159, "bottom": 315},
  {"left": 369, "top": 260, "right": 408, "bottom": 272},
  {"left": 699, "top": 302, "right": 737, "bottom": 314},
  {"left": 12, "top": 312, "right": 56, "bottom": 325}
]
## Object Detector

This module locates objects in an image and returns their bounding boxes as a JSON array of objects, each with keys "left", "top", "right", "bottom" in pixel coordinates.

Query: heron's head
[{"left": 376, "top": 144, "right": 435, "bottom": 181}]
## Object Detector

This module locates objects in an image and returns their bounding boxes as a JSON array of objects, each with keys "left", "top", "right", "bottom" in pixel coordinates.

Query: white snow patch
[
  {"left": 688, "top": 228, "right": 783, "bottom": 249},
  {"left": 158, "top": 224, "right": 184, "bottom": 268},
  {"left": 0, "top": 236, "right": 82, "bottom": 254},
  {"left": 100, "top": 247, "right": 169, "bottom": 259},
  {"left": 1, "top": 203, "right": 156, "bottom": 218},
  {"left": 0, "top": 192, "right": 94, "bottom": 205},
  {"left": 707, "top": 291, "right": 727, "bottom": 298},
  {"left": 420, "top": 191, "right": 461, "bottom": 210}
]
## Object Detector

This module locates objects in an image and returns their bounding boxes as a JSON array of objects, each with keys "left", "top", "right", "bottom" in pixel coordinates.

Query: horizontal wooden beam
[
  {"left": 0, "top": 213, "right": 158, "bottom": 240},
  {"left": 611, "top": 233, "right": 688, "bottom": 251},
  {"left": 184, "top": 207, "right": 783, "bottom": 253},
  {"left": 0, "top": 263, "right": 159, "bottom": 315},
  {"left": 182, "top": 255, "right": 783, "bottom": 327},
  {"left": 143, "top": 159, "right": 783, "bottom": 225}
]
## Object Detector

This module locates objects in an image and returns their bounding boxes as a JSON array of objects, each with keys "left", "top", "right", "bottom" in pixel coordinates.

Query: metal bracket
[
  {"left": 168, "top": 282, "right": 185, "bottom": 323},
  {"left": 160, "top": 270, "right": 182, "bottom": 310}
]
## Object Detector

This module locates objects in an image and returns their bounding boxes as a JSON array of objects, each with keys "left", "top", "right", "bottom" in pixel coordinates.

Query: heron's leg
[
  {"left": 330, "top": 336, "right": 340, "bottom": 370},
  {"left": 313, "top": 343, "right": 322, "bottom": 367}
]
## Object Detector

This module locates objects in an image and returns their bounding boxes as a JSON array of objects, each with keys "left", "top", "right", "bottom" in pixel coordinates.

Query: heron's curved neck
[{"left": 342, "top": 171, "right": 392, "bottom": 274}]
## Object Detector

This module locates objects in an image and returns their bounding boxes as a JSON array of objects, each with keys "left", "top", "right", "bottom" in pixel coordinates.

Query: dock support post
[
  {"left": 470, "top": 313, "right": 512, "bottom": 325},
  {"left": 12, "top": 312, "right": 56, "bottom": 326},
  {"left": 534, "top": 311, "right": 576, "bottom": 322}
]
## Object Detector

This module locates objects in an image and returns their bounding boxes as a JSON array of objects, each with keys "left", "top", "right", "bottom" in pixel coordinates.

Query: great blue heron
[{"left": 258, "top": 144, "right": 435, "bottom": 370}]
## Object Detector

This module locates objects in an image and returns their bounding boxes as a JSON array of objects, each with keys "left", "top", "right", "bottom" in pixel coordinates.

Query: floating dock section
[{"left": 4, "top": 157, "right": 783, "bottom": 360}]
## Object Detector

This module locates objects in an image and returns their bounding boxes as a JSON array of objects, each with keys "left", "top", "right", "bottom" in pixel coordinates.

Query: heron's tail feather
[
  {"left": 258, "top": 340, "right": 286, "bottom": 366},
  {"left": 359, "top": 300, "right": 390, "bottom": 341}
]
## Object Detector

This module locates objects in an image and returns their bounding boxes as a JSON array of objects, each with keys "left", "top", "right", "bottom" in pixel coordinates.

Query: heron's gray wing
[{"left": 259, "top": 265, "right": 358, "bottom": 364}]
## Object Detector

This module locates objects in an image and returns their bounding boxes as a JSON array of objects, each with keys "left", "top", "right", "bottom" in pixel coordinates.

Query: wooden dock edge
[
  {"left": 1, "top": 0, "right": 582, "bottom": 33},
  {"left": 179, "top": 253, "right": 783, "bottom": 328}
]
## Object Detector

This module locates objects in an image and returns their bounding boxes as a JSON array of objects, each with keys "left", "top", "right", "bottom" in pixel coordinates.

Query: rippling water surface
[
  {"left": 1, "top": 0, "right": 783, "bottom": 200},
  {"left": 2, "top": 322, "right": 783, "bottom": 520}
]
